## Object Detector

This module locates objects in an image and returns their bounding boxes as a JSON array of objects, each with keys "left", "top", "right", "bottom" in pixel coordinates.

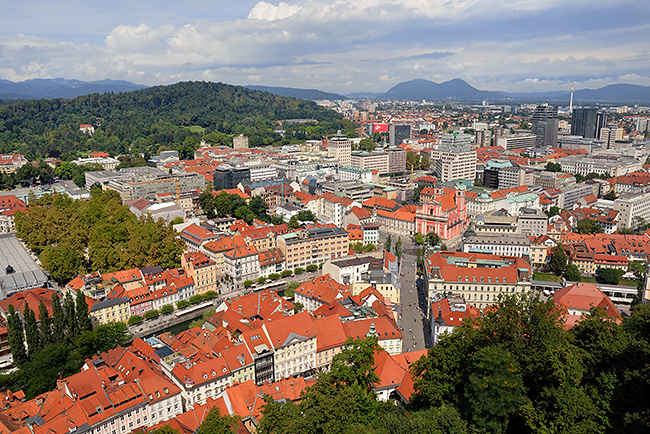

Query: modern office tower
[
  {"left": 531, "top": 105, "right": 559, "bottom": 147},
  {"left": 441, "top": 133, "right": 473, "bottom": 147},
  {"left": 571, "top": 108, "right": 607, "bottom": 139},
  {"left": 327, "top": 135, "right": 352, "bottom": 166},
  {"left": 213, "top": 165, "right": 251, "bottom": 191},
  {"left": 232, "top": 134, "right": 249, "bottom": 149},
  {"left": 389, "top": 124, "right": 411, "bottom": 146}
]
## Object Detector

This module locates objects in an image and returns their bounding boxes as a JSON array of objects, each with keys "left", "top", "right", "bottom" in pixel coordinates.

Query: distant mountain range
[
  {"left": 244, "top": 85, "right": 347, "bottom": 101},
  {"left": 373, "top": 79, "right": 650, "bottom": 104},
  {"left": 0, "top": 78, "right": 147, "bottom": 100},
  {"left": 2, "top": 77, "right": 649, "bottom": 104}
]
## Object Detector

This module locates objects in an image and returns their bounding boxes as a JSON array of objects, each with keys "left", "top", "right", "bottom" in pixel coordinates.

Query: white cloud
[{"left": 248, "top": 1, "right": 302, "bottom": 21}]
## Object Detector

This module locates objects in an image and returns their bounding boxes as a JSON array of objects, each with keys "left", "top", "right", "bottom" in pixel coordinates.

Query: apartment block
[
  {"left": 425, "top": 251, "right": 532, "bottom": 311},
  {"left": 327, "top": 135, "right": 352, "bottom": 166},
  {"left": 430, "top": 145, "right": 477, "bottom": 183},
  {"left": 350, "top": 151, "right": 389, "bottom": 174},
  {"left": 277, "top": 226, "right": 349, "bottom": 270},
  {"left": 181, "top": 251, "right": 217, "bottom": 295}
]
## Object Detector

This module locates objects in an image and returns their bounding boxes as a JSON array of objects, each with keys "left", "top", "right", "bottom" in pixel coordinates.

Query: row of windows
[{"left": 457, "top": 275, "right": 507, "bottom": 283}]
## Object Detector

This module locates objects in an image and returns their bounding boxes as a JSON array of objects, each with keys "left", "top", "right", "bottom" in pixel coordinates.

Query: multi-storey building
[
  {"left": 263, "top": 311, "right": 317, "bottom": 381},
  {"left": 232, "top": 134, "right": 249, "bottom": 149},
  {"left": 461, "top": 232, "right": 531, "bottom": 259},
  {"left": 313, "top": 315, "right": 347, "bottom": 372},
  {"left": 389, "top": 124, "right": 411, "bottom": 147},
  {"left": 327, "top": 135, "right": 352, "bottom": 166},
  {"left": 557, "top": 155, "right": 641, "bottom": 177},
  {"left": 181, "top": 251, "right": 217, "bottom": 295},
  {"left": 224, "top": 245, "right": 260, "bottom": 289},
  {"left": 350, "top": 151, "right": 389, "bottom": 174},
  {"left": 277, "top": 226, "right": 349, "bottom": 270},
  {"left": 429, "top": 145, "right": 477, "bottom": 183},
  {"left": 441, "top": 133, "right": 473, "bottom": 147},
  {"left": 85, "top": 167, "right": 206, "bottom": 202},
  {"left": 424, "top": 251, "right": 532, "bottom": 311},
  {"left": 213, "top": 165, "right": 251, "bottom": 191},
  {"left": 531, "top": 105, "right": 559, "bottom": 147},
  {"left": 496, "top": 133, "right": 536, "bottom": 150},
  {"left": 386, "top": 148, "right": 406, "bottom": 173},
  {"left": 342, "top": 317, "right": 403, "bottom": 355},
  {"left": 571, "top": 108, "right": 607, "bottom": 139},
  {"left": 614, "top": 191, "right": 650, "bottom": 229},
  {"left": 517, "top": 207, "right": 548, "bottom": 236},
  {"left": 89, "top": 296, "right": 131, "bottom": 325}
]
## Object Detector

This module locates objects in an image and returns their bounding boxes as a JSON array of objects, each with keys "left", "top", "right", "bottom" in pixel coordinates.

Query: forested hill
[{"left": 0, "top": 81, "right": 346, "bottom": 159}]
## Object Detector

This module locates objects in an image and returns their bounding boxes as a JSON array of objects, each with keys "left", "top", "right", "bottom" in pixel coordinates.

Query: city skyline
[{"left": 1, "top": 0, "right": 649, "bottom": 94}]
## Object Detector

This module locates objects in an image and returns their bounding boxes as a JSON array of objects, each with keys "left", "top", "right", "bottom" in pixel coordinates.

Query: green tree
[
  {"left": 40, "top": 246, "right": 83, "bottom": 284},
  {"left": 177, "top": 300, "right": 190, "bottom": 309},
  {"left": 257, "top": 276, "right": 268, "bottom": 284},
  {"left": 23, "top": 303, "right": 40, "bottom": 358},
  {"left": 63, "top": 292, "right": 78, "bottom": 342},
  {"left": 595, "top": 267, "right": 624, "bottom": 285},
  {"left": 160, "top": 304, "right": 174, "bottom": 315},
  {"left": 281, "top": 270, "right": 293, "bottom": 278},
  {"left": 297, "top": 210, "right": 317, "bottom": 222},
  {"left": 144, "top": 309, "right": 160, "bottom": 320},
  {"left": 464, "top": 346, "right": 525, "bottom": 433},
  {"left": 564, "top": 263, "right": 582, "bottom": 281},
  {"left": 51, "top": 293, "right": 66, "bottom": 344},
  {"left": 603, "top": 190, "right": 617, "bottom": 200},
  {"left": 545, "top": 162, "right": 562, "bottom": 172},
  {"left": 414, "top": 232, "right": 425, "bottom": 245},
  {"left": 306, "top": 264, "right": 318, "bottom": 272},
  {"left": 6, "top": 305, "right": 27, "bottom": 367},
  {"left": 358, "top": 139, "right": 376, "bottom": 152},
  {"left": 196, "top": 406, "right": 236, "bottom": 434},
  {"left": 92, "top": 322, "right": 129, "bottom": 352},
  {"left": 293, "top": 302, "right": 304, "bottom": 314},
  {"left": 38, "top": 300, "right": 53, "bottom": 346},
  {"left": 268, "top": 273, "right": 281, "bottom": 281},
  {"left": 244, "top": 280, "right": 254, "bottom": 288},
  {"left": 419, "top": 155, "right": 430, "bottom": 170},
  {"left": 545, "top": 206, "right": 561, "bottom": 218},
  {"left": 288, "top": 215, "right": 301, "bottom": 229},
  {"left": 75, "top": 290, "right": 93, "bottom": 333},
  {"left": 384, "top": 234, "right": 392, "bottom": 252},
  {"left": 395, "top": 237, "right": 403, "bottom": 263},
  {"left": 548, "top": 243, "right": 568, "bottom": 276},
  {"left": 294, "top": 267, "right": 305, "bottom": 275},
  {"left": 128, "top": 315, "right": 144, "bottom": 325},
  {"left": 577, "top": 218, "right": 603, "bottom": 234}
]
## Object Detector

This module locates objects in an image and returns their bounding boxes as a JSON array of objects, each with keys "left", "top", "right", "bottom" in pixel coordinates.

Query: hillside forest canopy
[{"left": 0, "top": 81, "right": 353, "bottom": 160}]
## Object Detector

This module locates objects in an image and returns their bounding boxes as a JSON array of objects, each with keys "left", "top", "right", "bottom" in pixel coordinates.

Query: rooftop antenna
[{"left": 569, "top": 83, "right": 574, "bottom": 114}]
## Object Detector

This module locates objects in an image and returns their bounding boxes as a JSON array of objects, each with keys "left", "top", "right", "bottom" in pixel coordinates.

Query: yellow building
[
  {"left": 89, "top": 296, "right": 131, "bottom": 326},
  {"left": 277, "top": 226, "right": 349, "bottom": 270}
]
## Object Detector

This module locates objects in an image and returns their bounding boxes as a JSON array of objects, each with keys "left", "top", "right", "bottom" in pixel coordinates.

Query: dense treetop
[{"left": 0, "top": 81, "right": 347, "bottom": 159}]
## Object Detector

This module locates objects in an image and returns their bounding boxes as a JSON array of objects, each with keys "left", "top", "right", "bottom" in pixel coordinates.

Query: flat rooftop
[{"left": 0, "top": 234, "right": 48, "bottom": 297}]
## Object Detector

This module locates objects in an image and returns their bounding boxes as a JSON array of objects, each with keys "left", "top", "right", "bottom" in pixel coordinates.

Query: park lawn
[{"left": 187, "top": 125, "right": 205, "bottom": 133}]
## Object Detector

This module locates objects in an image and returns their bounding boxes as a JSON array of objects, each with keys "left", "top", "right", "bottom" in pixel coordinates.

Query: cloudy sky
[{"left": 1, "top": 0, "right": 649, "bottom": 94}]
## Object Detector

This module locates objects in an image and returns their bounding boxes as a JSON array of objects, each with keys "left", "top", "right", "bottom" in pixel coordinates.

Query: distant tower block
[{"left": 233, "top": 134, "right": 249, "bottom": 149}]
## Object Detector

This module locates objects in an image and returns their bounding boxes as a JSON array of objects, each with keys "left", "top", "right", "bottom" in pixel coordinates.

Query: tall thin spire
[{"left": 569, "top": 83, "right": 574, "bottom": 114}]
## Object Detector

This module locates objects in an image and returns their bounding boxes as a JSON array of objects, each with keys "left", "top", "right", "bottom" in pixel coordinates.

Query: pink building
[{"left": 415, "top": 183, "right": 468, "bottom": 246}]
